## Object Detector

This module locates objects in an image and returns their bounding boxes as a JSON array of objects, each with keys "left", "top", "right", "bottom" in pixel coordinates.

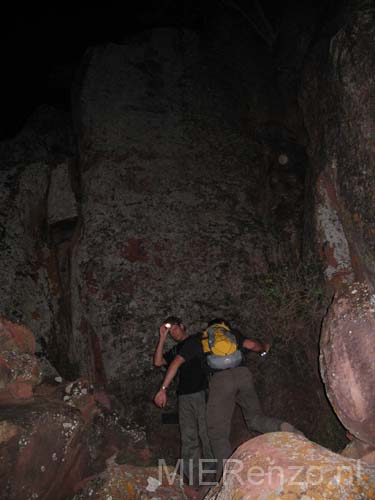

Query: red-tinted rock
[
  {"left": 0, "top": 319, "right": 36, "bottom": 355},
  {"left": 4, "top": 382, "right": 33, "bottom": 401},
  {"left": 320, "top": 282, "right": 375, "bottom": 446},
  {"left": 0, "top": 319, "right": 41, "bottom": 401},
  {"left": 207, "top": 432, "right": 375, "bottom": 499},
  {"left": 0, "top": 375, "right": 163, "bottom": 498},
  {"left": 0, "top": 398, "right": 89, "bottom": 500},
  {"left": 94, "top": 390, "right": 112, "bottom": 410}
]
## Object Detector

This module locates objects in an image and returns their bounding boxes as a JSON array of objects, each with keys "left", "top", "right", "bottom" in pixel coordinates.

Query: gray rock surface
[
  {"left": 47, "top": 162, "right": 78, "bottom": 226},
  {"left": 0, "top": 106, "right": 75, "bottom": 372},
  {"left": 71, "top": 29, "right": 301, "bottom": 423}
]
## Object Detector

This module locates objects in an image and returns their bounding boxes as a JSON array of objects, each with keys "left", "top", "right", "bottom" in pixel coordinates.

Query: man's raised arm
[{"left": 153, "top": 324, "right": 169, "bottom": 367}]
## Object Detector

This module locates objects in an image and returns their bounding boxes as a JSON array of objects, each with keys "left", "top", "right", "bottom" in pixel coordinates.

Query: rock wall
[
  {"left": 301, "top": 1, "right": 375, "bottom": 288},
  {"left": 299, "top": 0, "right": 375, "bottom": 452},
  {"left": 0, "top": 107, "right": 78, "bottom": 377},
  {"left": 1, "top": 9, "right": 349, "bottom": 447},
  {"left": 70, "top": 28, "right": 302, "bottom": 421}
]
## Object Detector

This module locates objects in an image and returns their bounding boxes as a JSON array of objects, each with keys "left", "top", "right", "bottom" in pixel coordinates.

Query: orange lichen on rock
[
  {"left": 73, "top": 463, "right": 187, "bottom": 499},
  {"left": 207, "top": 432, "right": 375, "bottom": 499}
]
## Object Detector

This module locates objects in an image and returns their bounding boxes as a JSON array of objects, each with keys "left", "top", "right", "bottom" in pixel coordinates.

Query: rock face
[
  {"left": 0, "top": 20, "right": 324, "bottom": 460},
  {"left": 320, "top": 282, "right": 375, "bottom": 447},
  {"left": 0, "top": 106, "right": 78, "bottom": 378},
  {"left": 207, "top": 432, "right": 375, "bottom": 499},
  {"left": 301, "top": 2, "right": 375, "bottom": 288},
  {"left": 70, "top": 28, "right": 303, "bottom": 421},
  {"left": 298, "top": 0, "right": 375, "bottom": 458}
]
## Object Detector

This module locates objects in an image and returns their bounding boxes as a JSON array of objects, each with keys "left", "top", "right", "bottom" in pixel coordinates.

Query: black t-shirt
[
  {"left": 164, "top": 334, "right": 208, "bottom": 395},
  {"left": 178, "top": 329, "right": 246, "bottom": 370}
]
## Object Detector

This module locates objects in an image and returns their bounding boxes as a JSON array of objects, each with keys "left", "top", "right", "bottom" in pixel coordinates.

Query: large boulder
[
  {"left": 320, "top": 281, "right": 375, "bottom": 447},
  {"left": 0, "top": 398, "right": 88, "bottom": 500},
  {"left": 0, "top": 378, "right": 145, "bottom": 499},
  {"left": 207, "top": 432, "right": 375, "bottom": 499}
]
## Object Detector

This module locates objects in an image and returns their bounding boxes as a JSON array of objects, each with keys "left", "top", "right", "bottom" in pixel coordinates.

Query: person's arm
[
  {"left": 153, "top": 324, "right": 169, "bottom": 367},
  {"left": 242, "top": 338, "right": 270, "bottom": 354},
  {"left": 153, "top": 355, "right": 186, "bottom": 408}
]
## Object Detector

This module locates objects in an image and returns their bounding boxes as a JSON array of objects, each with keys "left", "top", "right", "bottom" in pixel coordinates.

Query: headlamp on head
[{"left": 163, "top": 316, "right": 182, "bottom": 329}]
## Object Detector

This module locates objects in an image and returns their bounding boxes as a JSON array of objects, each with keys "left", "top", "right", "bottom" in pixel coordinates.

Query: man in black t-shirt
[{"left": 153, "top": 316, "right": 213, "bottom": 490}]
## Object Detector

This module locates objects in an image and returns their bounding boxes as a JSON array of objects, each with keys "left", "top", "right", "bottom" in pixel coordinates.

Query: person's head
[
  {"left": 163, "top": 315, "right": 187, "bottom": 342},
  {"left": 207, "top": 318, "right": 231, "bottom": 329}
]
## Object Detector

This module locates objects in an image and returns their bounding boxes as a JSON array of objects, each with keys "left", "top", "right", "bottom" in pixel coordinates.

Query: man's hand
[
  {"left": 159, "top": 324, "right": 169, "bottom": 341},
  {"left": 154, "top": 389, "right": 167, "bottom": 408},
  {"left": 243, "top": 338, "right": 271, "bottom": 354}
]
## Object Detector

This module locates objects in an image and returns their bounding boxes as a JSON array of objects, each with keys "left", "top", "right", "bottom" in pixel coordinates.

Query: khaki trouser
[
  {"left": 207, "top": 366, "right": 282, "bottom": 480},
  {"left": 178, "top": 390, "right": 214, "bottom": 487}
]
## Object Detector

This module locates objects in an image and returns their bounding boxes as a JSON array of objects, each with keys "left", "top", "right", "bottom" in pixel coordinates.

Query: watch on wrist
[{"left": 161, "top": 385, "right": 167, "bottom": 391}]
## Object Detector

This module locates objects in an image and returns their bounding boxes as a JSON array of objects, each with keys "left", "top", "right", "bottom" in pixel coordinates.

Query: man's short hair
[
  {"left": 207, "top": 318, "right": 231, "bottom": 328},
  {"left": 163, "top": 315, "right": 182, "bottom": 326}
]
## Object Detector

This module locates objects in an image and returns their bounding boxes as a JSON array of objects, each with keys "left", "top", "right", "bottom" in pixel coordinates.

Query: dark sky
[
  {"left": 1, "top": 6, "right": 145, "bottom": 139},
  {"left": 0, "top": 2, "right": 285, "bottom": 140}
]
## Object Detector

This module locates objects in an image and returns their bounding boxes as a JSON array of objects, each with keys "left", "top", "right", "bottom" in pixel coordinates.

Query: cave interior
[{"left": 1, "top": 1, "right": 375, "bottom": 498}]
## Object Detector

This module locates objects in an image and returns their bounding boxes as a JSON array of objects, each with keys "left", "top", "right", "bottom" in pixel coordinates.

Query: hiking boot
[{"left": 280, "top": 422, "right": 305, "bottom": 437}]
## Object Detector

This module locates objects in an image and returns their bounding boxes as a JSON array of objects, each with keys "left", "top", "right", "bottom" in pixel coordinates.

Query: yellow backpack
[{"left": 201, "top": 322, "right": 242, "bottom": 369}]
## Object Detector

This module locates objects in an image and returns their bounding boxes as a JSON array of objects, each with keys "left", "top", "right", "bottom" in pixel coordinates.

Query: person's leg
[
  {"left": 195, "top": 390, "right": 215, "bottom": 485},
  {"left": 235, "top": 367, "right": 282, "bottom": 433},
  {"left": 195, "top": 391, "right": 214, "bottom": 459},
  {"left": 206, "top": 371, "right": 236, "bottom": 481},
  {"left": 178, "top": 393, "right": 201, "bottom": 487}
]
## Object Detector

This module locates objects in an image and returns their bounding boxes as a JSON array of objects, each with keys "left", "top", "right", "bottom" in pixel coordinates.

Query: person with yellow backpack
[{"left": 155, "top": 318, "right": 303, "bottom": 482}]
